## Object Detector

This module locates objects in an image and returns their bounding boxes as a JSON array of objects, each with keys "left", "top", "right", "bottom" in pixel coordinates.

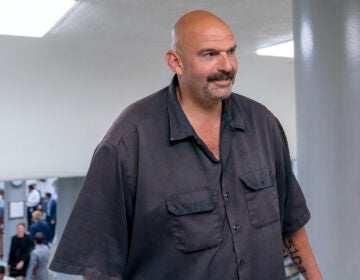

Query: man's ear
[{"left": 165, "top": 50, "right": 183, "bottom": 76}]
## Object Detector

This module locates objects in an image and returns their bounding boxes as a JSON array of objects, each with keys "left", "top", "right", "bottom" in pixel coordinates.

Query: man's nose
[{"left": 217, "top": 52, "right": 235, "bottom": 72}]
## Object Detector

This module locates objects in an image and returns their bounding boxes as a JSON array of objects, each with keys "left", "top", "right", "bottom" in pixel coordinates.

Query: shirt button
[
  {"left": 224, "top": 192, "right": 230, "bottom": 199},
  {"left": 233, "top": 224, "right": 239, "bottom": 231},
  {"left": 239, "top": 259, "right": 245, "bottom": 266}
]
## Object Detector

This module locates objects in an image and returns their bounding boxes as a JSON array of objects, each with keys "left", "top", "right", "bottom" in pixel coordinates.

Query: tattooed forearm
[{"left": 284, "top": 238, "right": 307, "bottom": 273}]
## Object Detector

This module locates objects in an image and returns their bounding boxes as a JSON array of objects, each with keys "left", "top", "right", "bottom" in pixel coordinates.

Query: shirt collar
[
  {"left": 167, "top": 76, "right": 194, "bottom": 141},
  {"left": 223, "top": 94, "right": 245, "bottom": 131},
  {"left": 167, "top": 76, "right": 245, "bottom": 142}
]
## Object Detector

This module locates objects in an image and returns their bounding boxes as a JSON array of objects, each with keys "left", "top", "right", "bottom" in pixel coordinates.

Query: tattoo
[{"left": 284, "top": 238, "right": 307, "bottom": 273}]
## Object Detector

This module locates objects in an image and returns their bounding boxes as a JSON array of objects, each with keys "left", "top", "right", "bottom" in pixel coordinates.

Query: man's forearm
[{"left": 284, "top": 226, "right": 322, "bottom": 280}]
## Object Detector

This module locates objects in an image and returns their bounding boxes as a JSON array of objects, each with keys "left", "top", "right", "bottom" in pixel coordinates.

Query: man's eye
[{"left": 203, "top": 52, "right": 216, "bottom": 57}]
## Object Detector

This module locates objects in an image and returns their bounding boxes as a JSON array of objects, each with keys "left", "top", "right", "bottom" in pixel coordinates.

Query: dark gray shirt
[{"left": 50, "top": 76, "right": 310, "bottom": 280}]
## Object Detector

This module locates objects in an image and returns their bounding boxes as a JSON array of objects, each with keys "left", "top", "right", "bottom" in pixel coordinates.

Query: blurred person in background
[
  {"left": 29, "top": 211, "right": 51, "bottom": 246},
  {"left": 0, "top": 265, "right": 16, "bottom": 280},
  {"left": 44, "top": 193, "right": 56, "bottom": 243},
  {"left": 7, "top": 223, "right": 32, "bottom": 280},
  {"left": 26, "top": 232, "right": 49, "bottom": 280},
  {"left": 26, "top": 184, "right": 41, "bottom": 227}
]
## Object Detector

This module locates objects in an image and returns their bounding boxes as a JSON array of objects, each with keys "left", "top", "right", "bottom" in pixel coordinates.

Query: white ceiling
[{"left": 0, "top": 0, "right": 296, "bottom": 181}]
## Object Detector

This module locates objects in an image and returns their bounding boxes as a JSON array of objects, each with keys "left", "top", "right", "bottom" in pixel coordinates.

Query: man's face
[
  {"left": 16, "top": 224, "right": 25, "bottom": 236},
  {"left": 176, "top": 24, "right": 238, "bottom": 102}
]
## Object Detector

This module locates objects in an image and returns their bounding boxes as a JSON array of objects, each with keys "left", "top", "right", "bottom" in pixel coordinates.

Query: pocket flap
[
  {"left": 166, "top": 189, "right": 216, "bottom": 216},
  {"left": 239, "top": 168, "right": 274, "bottom": 191}
]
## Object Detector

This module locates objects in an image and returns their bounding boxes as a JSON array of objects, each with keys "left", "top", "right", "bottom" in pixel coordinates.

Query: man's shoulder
[
  {"left": 41, "top": 221, "right": 51, "bottom": 229},
  {"left": 32, "top": 246, "right": 47, "bottom": 256},
  {"left": 230, "top": 93, "right": 275, "bottom": 120},
  {"left": 38, "top": 244, "right": 50, "bottom": 252},
  {"left": 30, "top": 223, "right": 39, "bottom": 232},
  {"left": 103, "top": 86, "right": 169, "bottom": 146}
]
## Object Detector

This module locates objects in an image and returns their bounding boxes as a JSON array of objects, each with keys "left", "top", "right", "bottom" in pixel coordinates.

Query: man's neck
[
  {"left": 177, "top": 86, "right": 222, "bottom": 160},
  {"left": 176, "top": 87, "right": 222, "bottom": 122}
]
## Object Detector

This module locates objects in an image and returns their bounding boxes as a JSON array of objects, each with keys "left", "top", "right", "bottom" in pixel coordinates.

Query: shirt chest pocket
[
  {"left": 239, "top": 168, "right": 280, "bottom": 228},
  {"left": 166, "top": 189, "right": 223, "bottom": 253}
]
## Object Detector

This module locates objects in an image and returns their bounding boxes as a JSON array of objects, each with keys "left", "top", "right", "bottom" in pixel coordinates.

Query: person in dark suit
[
  {"left": 28, "top": 211, "right": 51, "bottom": 246},
  {"left": 44, "top": 193, "right": 56, "bottom": 243}
]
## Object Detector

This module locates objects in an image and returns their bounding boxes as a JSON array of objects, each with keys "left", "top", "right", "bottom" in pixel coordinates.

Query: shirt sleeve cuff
[{"left": 283, "top": 207, "right": 311, "bottom": 236}]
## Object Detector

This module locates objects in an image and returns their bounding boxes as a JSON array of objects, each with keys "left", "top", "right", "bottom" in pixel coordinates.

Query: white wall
[
  {"left": 0, "top": 52, "right": 295, "bottom": 181},
  {"left": 237, "top": 56, "right": 296, "bottom": 159}
]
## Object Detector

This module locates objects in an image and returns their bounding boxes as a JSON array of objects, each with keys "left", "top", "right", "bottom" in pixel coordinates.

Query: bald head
[
  {"left": 166, "top": 10, "right": 238, "bottom": 102},
  {"left": 170, "top": 10, "right": 234, "bottom": 51}
]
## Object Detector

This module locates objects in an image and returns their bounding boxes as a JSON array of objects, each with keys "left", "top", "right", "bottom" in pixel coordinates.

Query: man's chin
[{"left": 204, "top": 90, "right": 232, "bottom": 101}]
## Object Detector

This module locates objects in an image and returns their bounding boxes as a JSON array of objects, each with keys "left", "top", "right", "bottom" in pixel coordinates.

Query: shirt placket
[{"left": 220, "top": 125, "right": 246, "bottom": 279}]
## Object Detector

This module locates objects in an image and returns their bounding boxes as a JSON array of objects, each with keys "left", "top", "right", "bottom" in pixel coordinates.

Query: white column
[{"left": 293, "top": 0, "right": 360, "bottom": 278}]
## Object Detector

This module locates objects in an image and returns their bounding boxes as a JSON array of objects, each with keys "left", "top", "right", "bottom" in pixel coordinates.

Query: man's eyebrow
[
  {"left": 229, "top": 44, "right": 237, "bottom": 51},
  {"left": 197, "top": 44, "right": 237, "bottom": 55},
  {"left": 197, "top": 48, "right": 218, "bottom": 55}
]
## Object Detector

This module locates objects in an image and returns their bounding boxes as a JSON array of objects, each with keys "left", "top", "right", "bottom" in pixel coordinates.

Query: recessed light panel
[
  {"left": 0, "top": 0, "right": 78, "bottom": 38},
  {"left": 256, "top": 41, "right": 294, "bottom": 58}
]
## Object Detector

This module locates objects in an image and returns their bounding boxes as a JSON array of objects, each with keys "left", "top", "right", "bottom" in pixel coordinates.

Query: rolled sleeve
[
  {"left": 274, "top": 118, "right": 310, "bottom": 236},
  {"left": 282, "top": 172, "right": 311, "bottom": 235}
]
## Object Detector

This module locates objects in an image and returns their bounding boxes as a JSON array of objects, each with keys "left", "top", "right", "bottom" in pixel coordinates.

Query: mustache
[{"left": 207, "top": 70, "right": 236, "bottom": 82}]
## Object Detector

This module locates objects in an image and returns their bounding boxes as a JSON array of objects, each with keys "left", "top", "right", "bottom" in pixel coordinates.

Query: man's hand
[{"left": 16, "top": 260, "right": 24, "bottom": 270}]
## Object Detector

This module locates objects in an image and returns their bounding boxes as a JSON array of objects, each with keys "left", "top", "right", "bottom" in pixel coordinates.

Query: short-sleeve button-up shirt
[{"left": 50, "top": 76, "right": 310, "bottom": 280}]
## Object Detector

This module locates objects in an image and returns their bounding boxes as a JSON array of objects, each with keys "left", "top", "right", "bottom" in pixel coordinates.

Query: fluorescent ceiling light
[
  {"left": 0, "top": 0, "right": 78, "bottom": 38},
  {"left": 256, "top": 41, "right": 294, "bottom": 58}
]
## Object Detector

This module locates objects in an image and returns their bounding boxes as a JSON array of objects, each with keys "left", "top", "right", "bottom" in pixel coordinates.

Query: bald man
[{"left": 50, "top": 10, "right": 322, "bottom": 280}]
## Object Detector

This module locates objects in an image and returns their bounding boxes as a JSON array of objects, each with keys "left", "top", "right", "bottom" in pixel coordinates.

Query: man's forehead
[
  {"left": 184, "top": 19, "right": 233, "bottom": 37},
  {"left": 186, "top": 28, "right": 236, "bottom": 50}
]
